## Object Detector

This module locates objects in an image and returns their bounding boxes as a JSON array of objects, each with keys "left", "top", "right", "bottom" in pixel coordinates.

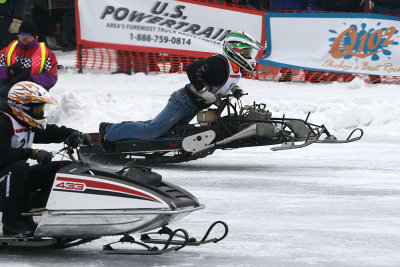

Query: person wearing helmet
[
  {"left": 0, "top": 81, "right": 91, "bottom": 236},
  {"left": 0, "top": 20, "right": 59, "bottom": 98},
  {"left": 99, "top": 31, "right": 265, "bottom": 147}
]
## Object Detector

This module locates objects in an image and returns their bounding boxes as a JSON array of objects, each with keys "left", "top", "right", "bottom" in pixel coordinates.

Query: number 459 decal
[{"left": 55, "top": 181, "right": 86, "bottom": 192}]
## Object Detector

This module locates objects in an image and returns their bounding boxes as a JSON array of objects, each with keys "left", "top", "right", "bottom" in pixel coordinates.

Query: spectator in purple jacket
[{"left": 0, "top": 20, "right": 58, "bottom": 97}]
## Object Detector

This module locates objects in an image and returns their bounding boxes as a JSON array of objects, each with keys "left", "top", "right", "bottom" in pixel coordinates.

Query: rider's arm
[
  {"left": 33, "top": 124, "right": 76, "bottom": 144},
  {"left": 186, "top": 56, "right": 228, "bottom": 91}
]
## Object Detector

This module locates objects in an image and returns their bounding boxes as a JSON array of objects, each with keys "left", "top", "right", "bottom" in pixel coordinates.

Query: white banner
[
  {"left": 76, "top": 0, "right": 264, "bottom": 55},
  {"left": 259, "top": 13, "right": 400, "bottom": 77}
]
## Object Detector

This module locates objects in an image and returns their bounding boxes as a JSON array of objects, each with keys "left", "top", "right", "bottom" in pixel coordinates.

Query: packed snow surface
[{"left": 1, "top": 52, "right": 400, "bottom": 266}]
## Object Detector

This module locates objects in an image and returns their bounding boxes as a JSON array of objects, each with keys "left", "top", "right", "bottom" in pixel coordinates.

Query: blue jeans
[{"left": 106, "top": 88, "right": 200, "bottom": 141}]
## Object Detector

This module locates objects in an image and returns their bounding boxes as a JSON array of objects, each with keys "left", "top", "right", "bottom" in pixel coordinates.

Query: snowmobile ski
[
  {"left": 271, "top": 127, "right": 363, "bottom": 151},
  {"left": 102, "top": 221, "right": 228, "bottom": 255}
]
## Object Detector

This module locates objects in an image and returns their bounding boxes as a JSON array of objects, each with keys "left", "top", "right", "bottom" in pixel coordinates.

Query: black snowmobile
[{"left": 79, "top": 93, "right": 363, "bottom": 165}]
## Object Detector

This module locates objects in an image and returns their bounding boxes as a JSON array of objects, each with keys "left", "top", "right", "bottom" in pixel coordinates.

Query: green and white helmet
[{"left": 223, "top": 31, "right": 265, "bottom": 71}]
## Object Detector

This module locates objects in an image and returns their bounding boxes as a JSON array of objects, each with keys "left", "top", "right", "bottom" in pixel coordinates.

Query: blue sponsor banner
[{"left": 259, "top": 12, "right": 400, "bottom": 76}]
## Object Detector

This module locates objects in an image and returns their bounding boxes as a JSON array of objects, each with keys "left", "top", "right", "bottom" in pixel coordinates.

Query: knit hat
[{"left": 18, "top": 20, "right": 38, "bottom": 36}]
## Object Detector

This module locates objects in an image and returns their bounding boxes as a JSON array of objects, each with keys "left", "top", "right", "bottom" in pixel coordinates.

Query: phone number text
[{"left": 130, "top": 34, "right": 192, "bottom": 45}]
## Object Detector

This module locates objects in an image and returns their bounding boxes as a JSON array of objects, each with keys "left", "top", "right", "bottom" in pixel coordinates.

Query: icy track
[{"left": 1, "top": 52, "right": 400, "bottom": 266}]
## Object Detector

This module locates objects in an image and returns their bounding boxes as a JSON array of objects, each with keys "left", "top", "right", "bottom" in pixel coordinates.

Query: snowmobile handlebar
[
  {"left": 51, "top": 144, "right": 80, "bottom": 163},
  {"left": 217, "top": 92, "right": 248, "bottom": 100}
]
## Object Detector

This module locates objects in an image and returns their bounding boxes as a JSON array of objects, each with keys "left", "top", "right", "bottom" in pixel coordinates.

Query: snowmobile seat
[
  {"left": 113, "top": 137, "right": 183, "bottom": 153},
  {"left": 87, "top": 167, "right": 162, "bottom": 187},
  {"left": 123, "top": 166, "right": 162, "bottom": 186}
]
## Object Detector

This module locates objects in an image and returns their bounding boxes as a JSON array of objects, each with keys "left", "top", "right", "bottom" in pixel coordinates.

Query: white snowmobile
[{"left": 0, "top": 145, "right": 228, "bottom": 255}]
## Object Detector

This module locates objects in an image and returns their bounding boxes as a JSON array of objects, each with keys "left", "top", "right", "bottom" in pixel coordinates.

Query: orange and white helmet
[{"left": 7, "top": 81, "right": 57, "bottom": 129}]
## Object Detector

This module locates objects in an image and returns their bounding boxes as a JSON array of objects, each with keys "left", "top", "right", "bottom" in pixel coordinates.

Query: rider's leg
[
  {"left": 26, "top": 161, "right": 72, "bottom": 209},
  {"left": 106, "top": 89, "right": 199, "bottom": 141},
  {"left": 0, "top": 161, "right": 32, "bottom": 235}
]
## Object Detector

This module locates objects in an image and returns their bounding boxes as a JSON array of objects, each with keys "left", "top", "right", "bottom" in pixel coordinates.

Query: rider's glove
[
  {"left": 13, "top": 68, "right": 31, "bottom": 84},
  {"left": 198, "top": 88, "right": 216, "bottom": 104},
  {"left": 65, "top": 131, "right": 92, "bottom": 148},
  {"left": 28, "top": 148, "right": 53, "bottom": 164},
  {"left": 8, "top": 18, "right": 22, "bottom": 34},
  {"left": 8, "top": 62, "right": 23, "bottom": 77},
  {"left": 231, "top": 86, "right": 244, "bottom": 99}
]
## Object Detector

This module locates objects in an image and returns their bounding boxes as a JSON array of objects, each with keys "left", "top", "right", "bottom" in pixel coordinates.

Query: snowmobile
[
  {"left": 79, "top": 93, "right": 363, "bottom": 165},
  {"left": 0, "top": 145, "right": 228, "bottom": 254}
]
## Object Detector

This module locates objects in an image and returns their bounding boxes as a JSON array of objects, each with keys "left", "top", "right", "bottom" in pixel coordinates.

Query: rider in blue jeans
[
  {"left": 99, "top": 31, "right": 265, "bottom": 150},
  {"left": 104, "top": 89, "right": 199, "bottom": 141}
]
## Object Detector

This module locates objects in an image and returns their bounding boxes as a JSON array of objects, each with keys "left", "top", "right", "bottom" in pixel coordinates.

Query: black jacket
[
  {"left": 186, "top": 54, "right": 229, "bottom": 92},
  {"left": 185, "top": 54, "right": 230, "bottom": 109},
  {"left": 0, "top": 104, "right": 76, "bottom": 169}
]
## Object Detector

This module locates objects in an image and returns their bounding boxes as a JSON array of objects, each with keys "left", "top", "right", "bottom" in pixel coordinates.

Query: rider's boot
[
  {"left": 2, "top": 221, "right": 34, "bottom": 237},
  {"left": 99, "top": 122, "right": 113, "bottom": 152}
]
